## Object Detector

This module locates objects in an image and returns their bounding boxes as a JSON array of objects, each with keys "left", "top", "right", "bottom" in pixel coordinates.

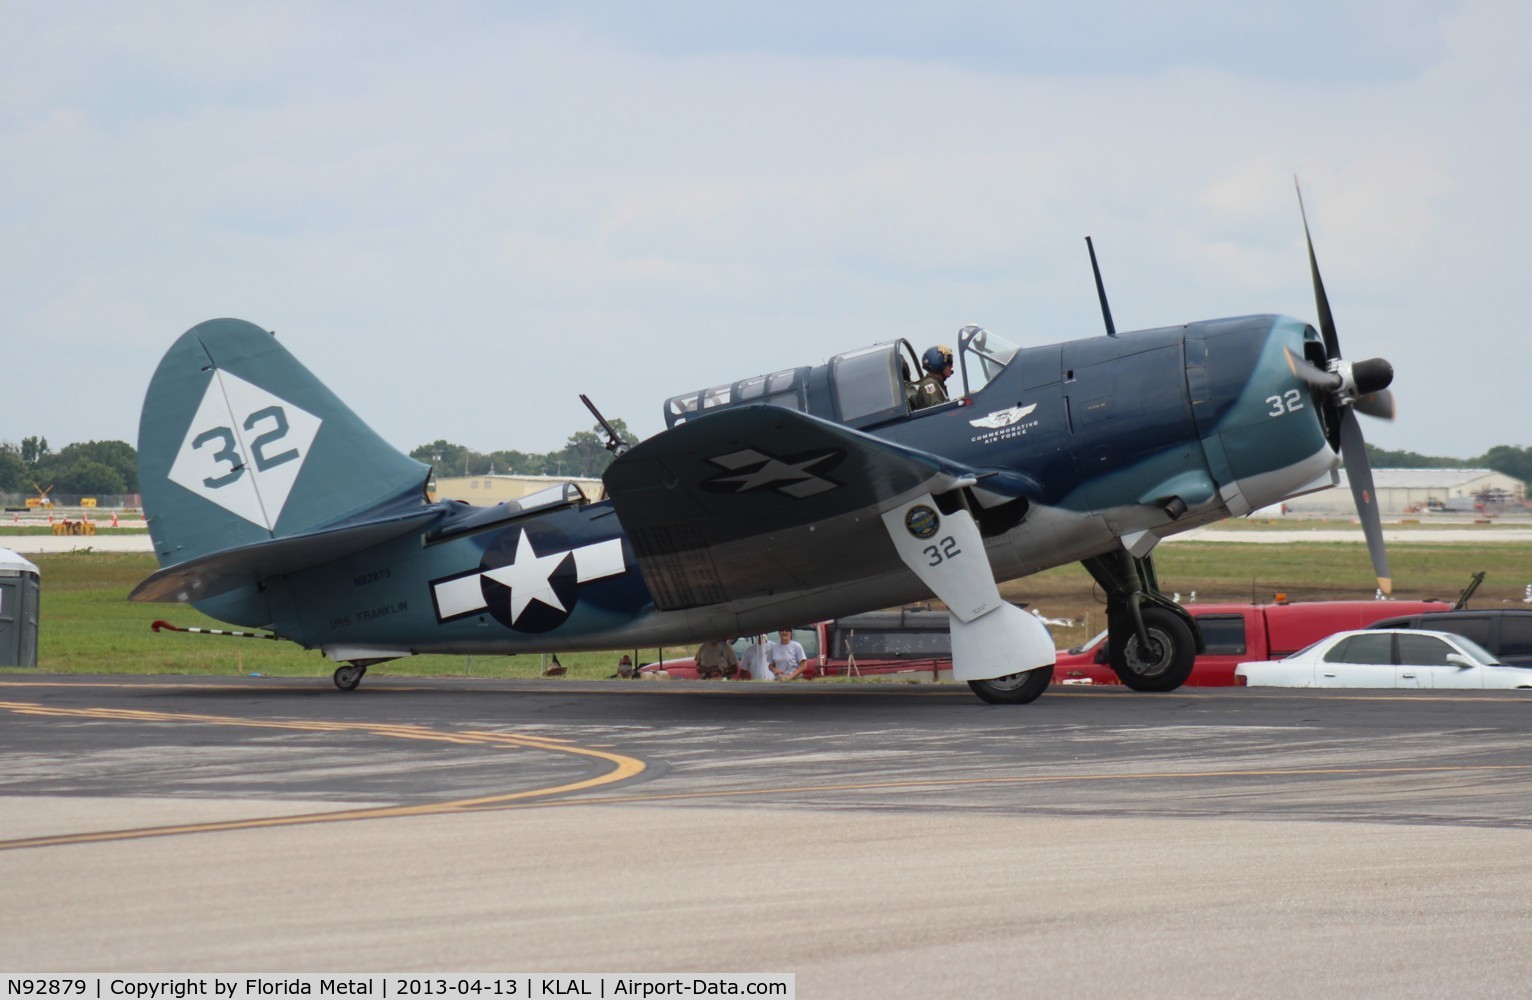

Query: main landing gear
[
  {"left": 333, "top": 664, "right": 368, "bottom": 691},
  {"left": 1081, "top": 550, "right": 1202, "bottom": 692}
]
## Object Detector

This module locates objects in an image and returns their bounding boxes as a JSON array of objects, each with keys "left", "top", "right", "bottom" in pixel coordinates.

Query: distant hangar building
[
  {"left": 431, "top": 473, "right": 605, "bottom": 505},
  {"left": 1281, "top": 468, "right": 1526, "bottom": 516}
]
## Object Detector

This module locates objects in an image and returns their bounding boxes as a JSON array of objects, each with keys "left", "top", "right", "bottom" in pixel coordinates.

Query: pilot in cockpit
[{"left": 909, "top": 344, "right": 954, "bottom": 411}]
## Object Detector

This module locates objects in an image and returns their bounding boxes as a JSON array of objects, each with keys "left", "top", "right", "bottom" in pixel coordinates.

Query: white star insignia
[
  {"left": 429, "top": 536, "right": 627, "bottom": 625},
  {"left": 482, "top": 528, "right": 570, "bottom": 623}
]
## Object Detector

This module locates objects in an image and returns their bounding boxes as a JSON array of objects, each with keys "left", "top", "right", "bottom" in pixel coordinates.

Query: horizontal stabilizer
[{"left": 130, "top": 499, "right": 443, "bottom": 603}]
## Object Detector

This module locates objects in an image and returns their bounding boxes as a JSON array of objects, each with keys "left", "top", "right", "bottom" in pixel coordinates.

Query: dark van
[{"left": 1368, "top": 609, "right": 1532, "bottom": 666}]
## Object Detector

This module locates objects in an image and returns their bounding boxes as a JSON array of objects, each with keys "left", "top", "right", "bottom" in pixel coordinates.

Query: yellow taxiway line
[{"left": 0, "top": 700, "right": 647, "bottom": 851}]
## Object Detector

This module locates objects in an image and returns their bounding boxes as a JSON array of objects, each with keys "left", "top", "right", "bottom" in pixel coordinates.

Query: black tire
[
  {"left": 1109, "top": 606, "right": 1195, "bottom": 692},
  {"left": 968, "top": 666, "right": 1052, "bottom": 705},
  {"left": 333, "top": 664, "right": 367, "bottom": 691}
]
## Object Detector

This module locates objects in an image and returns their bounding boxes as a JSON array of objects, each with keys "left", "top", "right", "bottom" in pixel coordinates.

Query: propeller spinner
[{"left": 1291, "top": 177, "right": 1397, "bottom": 594}]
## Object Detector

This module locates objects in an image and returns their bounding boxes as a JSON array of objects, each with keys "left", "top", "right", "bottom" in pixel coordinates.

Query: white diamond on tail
[{"left": 167, "top": 371, "right": 322, "bottom": 531}]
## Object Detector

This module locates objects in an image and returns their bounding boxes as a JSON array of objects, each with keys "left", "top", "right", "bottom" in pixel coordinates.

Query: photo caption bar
[{"left": 3, "top": 977, "right": 794, "bottom": 1000}]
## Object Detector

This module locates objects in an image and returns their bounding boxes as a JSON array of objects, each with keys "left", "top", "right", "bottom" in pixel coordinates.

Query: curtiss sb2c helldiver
[{"left": 131, "top": 182, "right": 1397, "bottom": 704}]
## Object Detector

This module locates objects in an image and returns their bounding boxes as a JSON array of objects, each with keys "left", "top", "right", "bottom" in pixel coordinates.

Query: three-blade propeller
[{"left": 1291, "top": 177, "right": 1396, "bottom": 594}]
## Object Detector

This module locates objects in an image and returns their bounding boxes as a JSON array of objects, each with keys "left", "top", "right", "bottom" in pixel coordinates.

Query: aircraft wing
[{"left": 602, "top": 405, "right": 987, "bottom": 611}]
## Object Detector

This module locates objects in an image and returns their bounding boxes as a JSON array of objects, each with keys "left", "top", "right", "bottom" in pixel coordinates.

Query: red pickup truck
[{"left": 1053, "top": 598, "right": 1452, "bottom": 687}]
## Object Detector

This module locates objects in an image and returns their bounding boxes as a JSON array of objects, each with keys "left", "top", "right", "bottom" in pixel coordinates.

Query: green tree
[
  {"left": 604, "top": 417, "right": 635, "bottom": 450},
  {"left": 486, "top": 449, "right": 536, "bottom": 475},
  {"left": 1477, "top": 445, "right": 1532, "bottom": 484},
  {"left": 0, "top": 444, "right": 24, "bottom": 492},
  {"left": 1360, "top": 444, "right": 1468, "bottom": 470},
  {"left": 55, "top": 459, "right": 127, "bottom": 495},
  {"left": 1359, "top": 443, "right": 1532, "bottom": 485},
  {"left": 410, "top": 440, "right": 470, "bottom": 473},
  {"left": 553, "top": 430, "right": 606, "bottom": 477},
  {"left": 24, "top": 440, "right": 137, "bottom": 497},
  {"left": 548, "top": 418, "right": 633, "bottom": 477},
  {"left": 20, "top": 435, "right": 49, "bottom": 468},
  {"left": 53, "top": 440, "right": 138, "bottom": 492},
  {"left": 409, "top": 416, "right": 632, "bottom": 481}
]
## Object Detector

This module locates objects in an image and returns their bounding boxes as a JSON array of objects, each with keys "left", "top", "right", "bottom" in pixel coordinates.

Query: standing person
[
  {"left": 909, "top": 344, "right": 954, "bottom": 411},
  {"left": 739, "top": 635, "right": 772, "bottom": 681},
  {"left": 695, "top": 638, "right": 739, "bottom": 680},
  {"left": 767, "top": 628, "right": 811, "bottom": 681}
]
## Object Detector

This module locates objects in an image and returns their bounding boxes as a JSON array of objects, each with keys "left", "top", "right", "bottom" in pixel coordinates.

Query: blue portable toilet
[{"left": 0, "top": 548, "right": 40, "bottom": 667}]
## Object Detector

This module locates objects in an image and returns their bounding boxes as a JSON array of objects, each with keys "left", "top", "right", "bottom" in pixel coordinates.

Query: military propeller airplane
[{"left": 132, "top": 183, "right": 1396, "bottom": 704}]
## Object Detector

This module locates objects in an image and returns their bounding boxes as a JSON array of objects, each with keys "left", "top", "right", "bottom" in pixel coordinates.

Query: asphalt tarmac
[{"left": 4, "top": 676, "right": 1532, "bottom": 997}]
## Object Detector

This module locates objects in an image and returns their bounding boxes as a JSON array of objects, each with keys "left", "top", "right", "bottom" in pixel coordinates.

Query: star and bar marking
[{"left": 431, "top": 531, "right": 625, "bottom": 628}]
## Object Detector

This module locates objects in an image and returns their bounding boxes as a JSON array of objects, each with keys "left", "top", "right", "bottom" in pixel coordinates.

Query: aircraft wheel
[
  {"left": 333, "top": 664, "right": 367, "bottom": 691},
  {"left": 968, "top": 666, "right": 1051, "bottom": 705},
  {"left": 1109, "top": 607, "right": 1195, "bottom": 692}
]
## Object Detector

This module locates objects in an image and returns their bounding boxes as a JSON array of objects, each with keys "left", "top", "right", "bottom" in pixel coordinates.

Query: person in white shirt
[
  {"left": 739, "top": 635, "right": 773, "bottom": 681},
  {"left": 766, "top": 628, "right": 811, "bottom": 680}
]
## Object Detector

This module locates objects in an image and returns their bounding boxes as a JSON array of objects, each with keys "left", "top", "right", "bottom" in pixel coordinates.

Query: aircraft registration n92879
[{"left": 130, "top": 182, "right": 1396, "bottom": 704}]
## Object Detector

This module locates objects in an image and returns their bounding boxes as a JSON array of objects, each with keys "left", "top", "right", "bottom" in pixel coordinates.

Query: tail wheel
[
  {"left": 1109, "top": 606, "right": 1195, "bottom": 692},
  {"left": 333, "top": 664, "right": 367, "bottom": 691},
  {"left": 968, "top": 666, "right": 1051, "bottom": 705}
]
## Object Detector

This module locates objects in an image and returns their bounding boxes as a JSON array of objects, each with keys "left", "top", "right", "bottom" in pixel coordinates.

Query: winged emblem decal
[{"left": 969, "top": 403, "right": 1037, "bottom": 429}]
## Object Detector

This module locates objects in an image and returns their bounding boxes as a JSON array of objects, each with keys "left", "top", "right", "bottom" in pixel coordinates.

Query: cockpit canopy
[
  {"left": 958, "top": 324, "right": 1020, "bottom": 394},
  {"left": 662, "top": 325, "right": 1021, "bottom": 431}
]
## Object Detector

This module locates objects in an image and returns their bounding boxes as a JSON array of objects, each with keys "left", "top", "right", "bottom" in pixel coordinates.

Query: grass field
[
  {"left": 7, "top": 552, "right": 654, "bottom": 681},
  {"left": 1193, "top": 519, "right": 1532, "bottom": 533},
  {"left": 5, "top": 542, "right": 1530, "bottom": 682}
]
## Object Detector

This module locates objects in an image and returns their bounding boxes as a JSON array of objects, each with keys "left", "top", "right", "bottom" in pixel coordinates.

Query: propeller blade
[
  {"left": 1295, "top": 177, "right": 1340, "bottom": 360},
  {"left": 1283, "top": 345, "right": 1343, "bottom": 390},
  {"left": 1354, "top": 388, "right": 1396, "bottom": 421},
  {"left": 1339, "top": 408, "right": 1391, "bottom": 594}
]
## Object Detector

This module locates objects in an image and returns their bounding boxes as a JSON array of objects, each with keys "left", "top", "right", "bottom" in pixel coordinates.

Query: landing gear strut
[
  {"left": 1081, "top": 550, "right": 1202, "bottom": 692},
  {"left": 333, "top": 664, "right": 368, "bottom": 691}
]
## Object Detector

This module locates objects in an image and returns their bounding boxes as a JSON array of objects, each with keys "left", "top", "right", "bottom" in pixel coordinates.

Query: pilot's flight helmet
[{"left": 922, "top": 344, "right": 954, "bottom": 374}]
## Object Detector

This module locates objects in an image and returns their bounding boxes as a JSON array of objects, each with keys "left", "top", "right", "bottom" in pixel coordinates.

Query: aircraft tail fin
[{"left": 138, "top": 319, "right": 430, "bottom": 570}]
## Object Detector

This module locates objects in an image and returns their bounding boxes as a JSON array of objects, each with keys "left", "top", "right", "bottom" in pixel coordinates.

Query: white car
[{"left": 1234, "top": 629, "right": 1532, "bottom": 689}]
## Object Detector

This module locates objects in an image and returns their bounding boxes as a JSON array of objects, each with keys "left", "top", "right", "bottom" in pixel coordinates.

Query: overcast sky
[{"left": 4, "top": 1, "right": 1528, "bottom": 462}]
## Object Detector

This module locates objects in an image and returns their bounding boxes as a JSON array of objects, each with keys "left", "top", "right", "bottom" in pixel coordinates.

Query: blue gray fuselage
[{"left": 201, "top": 314, "right": 1335, "bottom": 656}]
